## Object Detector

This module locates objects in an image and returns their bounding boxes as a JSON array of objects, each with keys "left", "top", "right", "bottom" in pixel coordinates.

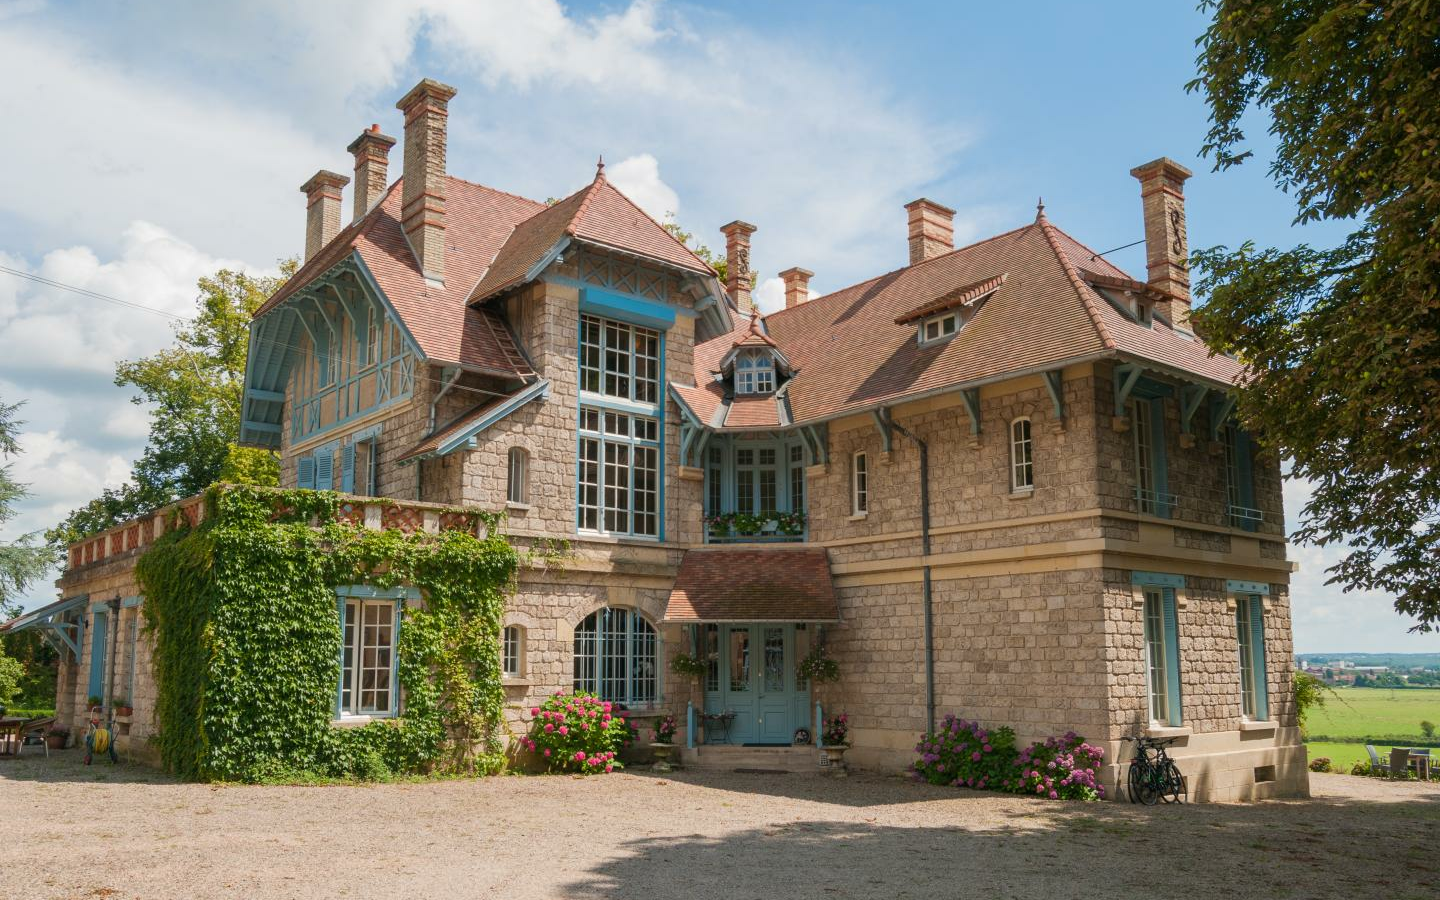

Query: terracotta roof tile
[
  {"left": 396, "top": 392, "right": 511, "bottom": 462},
  {"left": 894, "top": 273, "right": 1008, "bottom": 325},
  {"left": 723, "top": 394, "right": 782, "bottom": 428},
  {"left": 665, "top": 547, "right": 839, "bottom": 622}
]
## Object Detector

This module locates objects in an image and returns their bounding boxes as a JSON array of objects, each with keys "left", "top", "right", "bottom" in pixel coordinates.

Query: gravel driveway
[{"left": 3, "top": 753, "right": 1437, "bottom": 900}]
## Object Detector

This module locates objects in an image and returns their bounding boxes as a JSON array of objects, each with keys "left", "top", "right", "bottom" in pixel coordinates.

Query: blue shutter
[
  {"left": 1162, "top": 588, "right": 1183, "bottom": 726},
  {"left": 297, "top": 456, "right": 316, "bottom": 490},
  {"left": 88, "top": 611, "right": 108, "bottom": 702},
  {"left": 1149, "top": 398, "right": 1169, "bottom": 518},
  {"left": 1236, "top": 430, "right": 1256, "bottom": 531},
  {"left": 315, "top": 451, "right": 334, "bottom": 490},
  {"left": 341, "top": 442, "right": 356, "bottom": 493},
  {"left": 1248, "top": 594, "right": 1269, "bottom": 721}
]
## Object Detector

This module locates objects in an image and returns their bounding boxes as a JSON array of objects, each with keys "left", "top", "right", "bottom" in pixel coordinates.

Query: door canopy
[{"left": 665, "top": 547, "right": 839, "bottom": 623}]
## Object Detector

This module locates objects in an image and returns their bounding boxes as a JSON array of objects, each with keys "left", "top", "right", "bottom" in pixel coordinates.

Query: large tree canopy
[
  {"left": 47, "top": 263, "right": 295, "bottom": 554},
  {"left": 1188, "top": 1, "right": 1440, "bottom": 628},
  {"left": 0, "top": 400, "right": 51, "bottom": 619}
]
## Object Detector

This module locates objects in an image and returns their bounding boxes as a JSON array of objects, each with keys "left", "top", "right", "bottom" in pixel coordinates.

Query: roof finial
[
  {"left": 1036, "top": 196, "right": 1046, "bottom": 220},
  {"left": 596, "top": 154, "right": 605, "bottom": 178}
]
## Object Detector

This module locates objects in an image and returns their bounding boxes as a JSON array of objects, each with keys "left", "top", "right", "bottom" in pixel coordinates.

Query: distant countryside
[{"left": 1296, "top": 653, "right": 1440, "bottom": 773}]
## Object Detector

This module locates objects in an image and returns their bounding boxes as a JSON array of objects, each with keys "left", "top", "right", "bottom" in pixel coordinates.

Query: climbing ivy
[{"left": 137, "top": 484, "right": 518, "bottom": 782}]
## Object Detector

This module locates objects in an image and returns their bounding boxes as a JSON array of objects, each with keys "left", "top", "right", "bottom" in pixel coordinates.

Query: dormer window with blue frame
[{"left": 735, "top": 349, "right": 776, "bottom": 394}]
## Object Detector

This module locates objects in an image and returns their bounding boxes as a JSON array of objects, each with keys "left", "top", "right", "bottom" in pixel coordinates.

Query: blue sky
[{"left": 0, "top": 0, "right": 1424, "bottom": 651}]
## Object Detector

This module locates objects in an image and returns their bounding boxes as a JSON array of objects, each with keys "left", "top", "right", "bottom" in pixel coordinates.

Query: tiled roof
[
  {"left": 894, "top": 273, "right": 1008, "bottom": 325},
  {"left": 682, "top": 213, "right": 1244, "bottom": 427},
  {"left": 723, "top": 394, "right": 782, "bottom": 429},
  {"left": 397, "top": 392, "right": 510, "bottom": 462},
  {"left": 256, "top": 176, "right": 545, "bottom": 376},
  {"left": 664, "top": 547, "right": 840, "bottom": 622},
  {"left": 470, "top": 172, "right": 713, "bottom": 303}
]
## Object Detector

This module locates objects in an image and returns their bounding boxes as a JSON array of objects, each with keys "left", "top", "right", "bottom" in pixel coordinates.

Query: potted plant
[
  {"left": 650, "top": 714, "right": 679, "bottom": 772},
  {"left": 797, "top": 645, "right": 840, "bottom": 684},
  {"left": 820, "top": 713, "right": 850, "bottom": 776},
  {"left": 670, "top": 652, "right": 708, "bottom": 682},
  {"left": 114, "top": 698, "right": 133, "bottom": 717},
  {"left": 87, "top": 695, "right": 103, "bottom": 712},
  {"left": 46, "top": 727, "right": 68, "bottom": 751}
]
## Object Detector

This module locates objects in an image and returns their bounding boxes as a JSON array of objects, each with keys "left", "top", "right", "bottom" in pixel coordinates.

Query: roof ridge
[
  {"left": 761, "top": 221, "right": 1035, "bottom": 323},
  {"left": 565, "top": 172, "right": 610, "bottom": 237},
  {"left": 1037, "top": 213, "right": 1116, "bottom": 351}
]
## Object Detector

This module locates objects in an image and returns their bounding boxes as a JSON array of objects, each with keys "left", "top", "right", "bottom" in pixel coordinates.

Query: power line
[{"left": 0, "top": 265, "right": 191, "bottom": 321}]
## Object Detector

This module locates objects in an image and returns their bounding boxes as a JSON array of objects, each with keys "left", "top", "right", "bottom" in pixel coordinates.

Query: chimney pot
[
  {"left": 396, "top": 78, "right": 458, "bottom": 283},
  {"left": 347, "top": 126, "right": 397, "bottom": 222},
  {"left": 720, "top": 220, "right": 757, "bottom": 315},
  {"left": 780, "top": 267, "right": 814, "bottom": 309},
  {"left": 905, "top": 198, "right": 955, "bottom": 265},
  {"left": 299, "top": 170, "right": 350, "bottom": 262},
  {"left": 1130, "top": 157, "right": 1193, "bottom": 328}
]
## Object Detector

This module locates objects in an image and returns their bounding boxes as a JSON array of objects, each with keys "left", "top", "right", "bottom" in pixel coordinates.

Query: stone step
[{"left": 679, "top": 745, "right": 824, "bottom": 773}]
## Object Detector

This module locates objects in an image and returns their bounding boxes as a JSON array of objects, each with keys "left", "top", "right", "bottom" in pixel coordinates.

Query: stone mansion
[{"left": 7, "top": 77, "right": 1306, "bottom": 801}]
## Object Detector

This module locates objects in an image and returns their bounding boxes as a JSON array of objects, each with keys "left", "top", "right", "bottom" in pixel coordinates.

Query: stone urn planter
[
  {"left": 651, "top": 742, "right": 676, "bottom": 773},
  {"left": 820, "top": 745, "right": 849, "bottom": 777}
]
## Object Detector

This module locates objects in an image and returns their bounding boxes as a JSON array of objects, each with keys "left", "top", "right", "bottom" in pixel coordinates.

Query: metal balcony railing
[{"left": 1133, "top": 488, "right": 1179, "bottom": 518}]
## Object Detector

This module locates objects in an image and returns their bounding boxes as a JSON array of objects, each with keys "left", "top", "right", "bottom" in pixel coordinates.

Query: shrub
[
  {"left": 1350, "top": 760, "right": 1372, "bottom": 777},
  {"left": 821, "top": 713, "right": 850, "bottom": 746},
  {"left": 912, "top": 715, "right": 1017, "bottom": 789},
  {"left": 521, "top": 691, "right": 629, "bottom": 773},
  {"left": 1008, "top": 732, "right": 1107, "bottom": 801},
  {"left": 1309, "top": 757, "right": 1333, "bottom": 773}
]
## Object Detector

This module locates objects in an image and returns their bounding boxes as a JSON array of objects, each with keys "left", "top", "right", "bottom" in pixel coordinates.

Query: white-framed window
[
  {"left": 1139, "top": 584, "right": 1182, "bottom": 727},
  {"left": 851, "top": 451, "right": 869, "bottom": 515},
  {"left": 705, "top": 445, "right": 723, "bottom": 515},
  {"left": 578, "top": 407, "right": 660, "bottom": 538},
  {"left": 1132, "top": 399, "right": 1156, "bottom": 512},
  {"left": 1236, "top": 595, "right": 1269, "bottom": 720},
  {"left": 919, "top": 311, "right": 961, "bottom": 344},
  {"left": 573, "top": 607, "right": 658, "bottom": 705},
  {"left": 1010, "top": 417, "right": 1033, "bottom": 492},
  {"left": 735, "top": 349, "right": 776, "bottom": 394},
  {"left": 789, "top": 443, "right": 806, "bottom": 512},
  {"left": 502, "top": 624, "right": 524, "bottom": 678},
  {"left": 353, "top": 438, "right": 378, "bottom": 497},
  {"left": 506, "top": 447, "right": 529, "bottom": 505},
  {"left": 340, "top": 599, "right": 399, "bottom": 717},
  {"left": 580, "top": 314, "right": 660, "bottom": 405}
]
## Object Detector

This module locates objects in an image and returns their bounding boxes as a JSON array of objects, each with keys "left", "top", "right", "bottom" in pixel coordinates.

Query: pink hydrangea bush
[
  {"left": 521, "top": 691, "right": 631, "bottom": 774},
  {"left": 911, "top": 715, "right": 1017, "bottom": 789},
  {"left": 1005, "top": 731, "right": 1106, "bottom": 801}
]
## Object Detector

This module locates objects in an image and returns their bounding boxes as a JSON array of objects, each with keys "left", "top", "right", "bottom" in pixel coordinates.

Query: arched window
[
  {"left": 851, "top": 451, "right": 869, "bottom": 515},
  {"left": 1010, "top": 417, "right": 1033, "bottom": 492},
  {"left": 507, "top": 447, "right": 529, "bottom": 505},
  {"left": 735, "top": 350, "right": 775, "bottom": 394},
  {"left": 502, "top": 624, "right": 525, "bottom": 678},
  {"left": 573, "top": 607, "right": 658, "bottom": 704}
]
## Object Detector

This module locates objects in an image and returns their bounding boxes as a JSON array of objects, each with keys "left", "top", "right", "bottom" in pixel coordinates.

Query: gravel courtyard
[{"left": 3, "top": 752, "right": 1437, "bottom": 900}]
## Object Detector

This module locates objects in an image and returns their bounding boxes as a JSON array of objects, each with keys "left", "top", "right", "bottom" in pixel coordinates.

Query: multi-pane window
[
  {"left": 1236, "top": 595, "right": 1269, "bottom": 720},
  {"left": 920, "top": 311, "right": 960, "bottom": 344},
  {"left": 789, "top": 444, "right": 806, "bottom": 513},
  {"left": 580, "top": 314, "right": 660, "bottom": 404},
  {"left": 1132, "top": 399, "right": 1158, "bottom": 513},
  {"left": 703, "top": 623, "right": 720, "bottom": 692},
  {"left": 507, "top": 447, "right": 529, "bottom": 505},
  {"left": 578, "top": 407, "right": 659, "bottom": 537},
  {"left": 735, "top": 350, "right": 776, "bottom": 394},
  {"left": 340, "top": 600, "right": 397, "bottom": 717},
  {"left": 1140, "top": 585, "right": 1182, "bottom": 727},
  {"left": 1221, "top": 424, "right": 1259, "bottom": 529},
  {"left": 1010, "top": 418, "right": 1033, "bottom": 491},
  {"left": 574, "top": 607, "right": 658, "bottom": 704},
  {"left": 502, "top": 625, "right": 523, "bottom": 678},
  {"left": 706, "top": 446, "right": 723, "bottom": 514},
  {"left": 852, "top": 451, "right": 869, "bottom": 515}
]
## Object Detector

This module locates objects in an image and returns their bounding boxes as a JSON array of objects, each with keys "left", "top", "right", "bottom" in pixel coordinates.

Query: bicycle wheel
[
  {"left": 1127, "top": 764, "right": 1144, "bottom": 803},
  {"left": 1160, "top": 760, "right": 1185, "bottom": 803},
  {"left": 1129, "top": 763, "right": 1159, "bottom": 805}
]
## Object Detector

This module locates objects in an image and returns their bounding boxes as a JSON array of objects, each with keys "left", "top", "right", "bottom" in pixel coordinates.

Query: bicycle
[{"left": 1122, "top": 735, "right": 1185, "bottom": 805}]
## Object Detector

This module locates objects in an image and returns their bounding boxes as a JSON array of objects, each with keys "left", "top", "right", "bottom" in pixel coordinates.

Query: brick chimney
[
  {"left": 720, "top": 220, "right": 757, "bottom": 315},
  {"left": 780, "top": 267, "right": 813, "bottom": 309},
  {"left": 396, "top": 78, "right": 458, "bottom": 283},
  {"left": 905, "top": 198, "right": 955, "bottom": 265},
  {"left": 1130, "top": 157, "right": 1194, "bottom": 328},
  {"left": 299, "top": 170, "right": 350, "bottom": 262},
  {"left": 347, "top": 124, "right": 397, "bottom": 222}
]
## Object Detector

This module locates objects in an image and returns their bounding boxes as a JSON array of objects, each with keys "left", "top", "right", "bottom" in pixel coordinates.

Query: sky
[{"left": 0, "top": 0, "right": 1430, "bottom": 652}]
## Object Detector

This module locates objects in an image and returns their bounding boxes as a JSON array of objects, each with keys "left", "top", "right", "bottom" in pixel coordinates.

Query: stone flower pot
[
  {"left": 46, "top": 731, "right": 68, "bottom": 751},
  {"left": 820, "top": 745, "right": 849, "bottom": 776},
  {"left": 652, "top": 742, "right": 675, "bottom": 773}
]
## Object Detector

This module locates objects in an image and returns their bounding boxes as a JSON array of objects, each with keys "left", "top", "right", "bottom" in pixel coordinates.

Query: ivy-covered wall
[{"left": 136, "top": 485, "right": 517, "bottom": 781}]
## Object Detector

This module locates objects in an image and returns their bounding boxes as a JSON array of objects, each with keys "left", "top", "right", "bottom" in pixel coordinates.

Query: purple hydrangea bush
[
  {"left": 911, "top": 715, "right": 1017, "bottom": 789},
  {"left": 1006, "top": 731, "right": 1107, "bottom": 801}
]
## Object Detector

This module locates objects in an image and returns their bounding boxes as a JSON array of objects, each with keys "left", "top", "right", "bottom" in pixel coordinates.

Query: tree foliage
[
  {"left": 47, "top": 263, "right": 295, "bottom": 555},
  {"left": 1188, "top": 1, "right": 1440, "bottom": 628},
  {"left": 662, "top": 217, "right": 757, "bottom": 287},
  {"left": 0, "top": 400, "right": 51, "bottom": 619}
]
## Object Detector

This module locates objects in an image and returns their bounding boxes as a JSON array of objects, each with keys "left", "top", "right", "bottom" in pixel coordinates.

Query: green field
[
  {"left": 1305, "top": 687, "right": 1440, "bottom": 742},
  {"left": 1303, "top": 687, "right": 1440, "bottom": 771}
]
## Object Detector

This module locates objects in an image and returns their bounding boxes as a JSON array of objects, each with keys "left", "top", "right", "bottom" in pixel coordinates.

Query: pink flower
[
  {"left": 1036, "top": 784, "right": 1045, "bottom": 794},
  {"left": 971, "top": 751, "right": 982, "bottom": 762},
  {"left": 544, "top": 748, "right": 551, "bottom": 757},
  {"left": 605, "top": 764, "right": 614, "bottom": 773},
  {"left": 603, "top": 702, "right": 613, "bottom": 712},
  {"left": 982, "top": 744, "right": 992, "bottom": 752},
  {"left": 530, "top": 707, "right": 540, "bottom": 716},
  {"left": 575, "top": 751, "right": 586, "bottom": 762},
  {"left": 1048, "top": 791, "right": 1059, "bottom": 799},
  {"left": 559, "top": 726, "right": 568, "bottom": 735},
  {"left": 545, "top": 723, "right": 555, "bottom": 733}
]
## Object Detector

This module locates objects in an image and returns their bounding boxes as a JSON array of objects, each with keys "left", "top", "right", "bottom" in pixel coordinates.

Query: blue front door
[{"left": 706, "top": 623, "right": 810, "bottom": 745}]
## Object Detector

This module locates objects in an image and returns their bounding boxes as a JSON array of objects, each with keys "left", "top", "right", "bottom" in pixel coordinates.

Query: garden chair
[
  {"left": 1365, "top": 745, "right": 1390, "bottom": 776},
  {"left": 18, "top": 716, "right": 54, "bottom": 758},
  {"left": 1390, "top": 747, "right": 1413, "bottom": 779}
]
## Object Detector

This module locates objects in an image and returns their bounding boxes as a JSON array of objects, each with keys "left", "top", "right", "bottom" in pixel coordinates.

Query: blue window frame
[
  {"left": 334, "top": 586, "right": 410, "bottom": 718},
  {"left": 1236, "top": 594, "right": 1269, "bottom": 721},
  {"left": 88, "top": 610, "right": 108, "bottom": 703},
  {"left": 573, "top": 607, "right": 658, "bottom": 704},
  {"left": 1134, "top": 572, "right": 1183, "bottom": 727},
  {"left": 1131, "top": 398, "right": 1171, "bottom": 517}
]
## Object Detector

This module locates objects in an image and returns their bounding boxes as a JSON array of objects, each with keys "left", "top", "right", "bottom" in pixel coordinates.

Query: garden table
[
  {"left": 0, "top": 716, "right": 23, "bottom": 757},
  {"left": 703, "top": 712, "right": 736, "bottom": 745},
  {"left": 1411, "top": 751, "right": 1432, "bottom": 781}
]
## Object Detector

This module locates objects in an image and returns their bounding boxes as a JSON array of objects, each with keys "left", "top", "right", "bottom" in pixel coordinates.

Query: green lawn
[
  {"left": 1304, "top": 741, "right": 1373, "bottom": 772},
  {"left": 1305, "top": 686, "right": 1440, "bottom": 742}
]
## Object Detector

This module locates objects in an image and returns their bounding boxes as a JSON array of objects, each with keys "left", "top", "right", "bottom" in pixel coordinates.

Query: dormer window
[
  {"left": 895, "top": 273, "right": 1005, "bottom": 344},
  {"left": 919, "top": 310, "right": 961, "bottom": 345},
  {"left": 735, "top": 349, "right": 776, "bottom": 394}
]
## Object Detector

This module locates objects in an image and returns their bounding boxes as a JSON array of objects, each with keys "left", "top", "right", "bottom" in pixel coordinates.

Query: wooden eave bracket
[
  {"left": 1112, "top": 363, "right": 1143, "bottom": 431},
  {"left": 960, "top": 388, "right": 981, "bottom": 437},
  {"left": 1043, "top": 370, "right": 1065, "bottom": 428}
]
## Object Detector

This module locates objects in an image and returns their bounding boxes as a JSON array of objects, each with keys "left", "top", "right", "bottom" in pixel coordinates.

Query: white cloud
[
  {"left": 752, "top": 277, "right": 785, "bottom": 314},
  {"left": 606, "top": 153, "right": 680, "bottom": 221}
]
